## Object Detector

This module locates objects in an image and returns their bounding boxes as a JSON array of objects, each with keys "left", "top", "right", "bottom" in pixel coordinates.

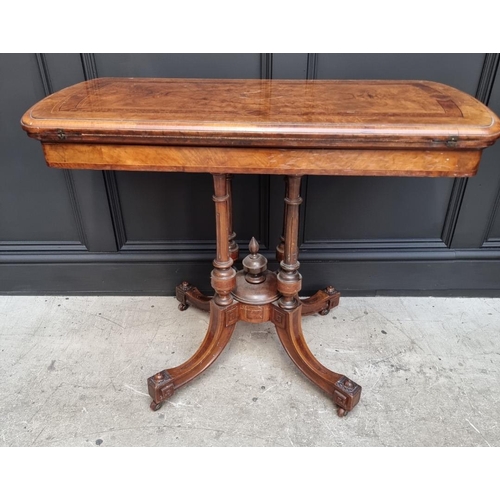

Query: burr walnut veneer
[{"left": 21, "top": 78, "right": 500, "bottom": 416}]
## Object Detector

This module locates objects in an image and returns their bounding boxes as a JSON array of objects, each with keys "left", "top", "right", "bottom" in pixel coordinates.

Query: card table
[{"left": 21, "top": 78, "right": 500, "bottom": 416}]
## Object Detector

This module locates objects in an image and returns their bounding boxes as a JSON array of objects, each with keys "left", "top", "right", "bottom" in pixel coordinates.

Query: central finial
[
  {"left": 242, "top": 237, "right": 267, "bottom": 284},
  {"left": 249, "top": 237, "right": 259, "bottom": 256}
]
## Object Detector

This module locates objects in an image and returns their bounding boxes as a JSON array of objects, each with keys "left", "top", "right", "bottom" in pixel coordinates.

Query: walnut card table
[{"left": 21, "top": 78, "right": 500, "bottom": 416}]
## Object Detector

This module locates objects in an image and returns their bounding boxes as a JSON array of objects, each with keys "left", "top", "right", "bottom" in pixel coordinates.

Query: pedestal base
[
  {"left": 149, "top": 175, "right": 361, "bottom": 417},
  {"left": 148, "top": 280, "right": 361, "bottom": 417}
]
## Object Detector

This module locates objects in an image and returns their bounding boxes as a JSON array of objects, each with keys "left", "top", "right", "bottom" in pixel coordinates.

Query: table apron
[{"left": 42, "top": 143, "right": 481, "bottom": 177}]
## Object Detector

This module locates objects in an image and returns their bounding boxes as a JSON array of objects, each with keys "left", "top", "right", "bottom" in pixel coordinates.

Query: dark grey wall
[{"left": 1, "top": 53, "right": 500, "bottom": 296}]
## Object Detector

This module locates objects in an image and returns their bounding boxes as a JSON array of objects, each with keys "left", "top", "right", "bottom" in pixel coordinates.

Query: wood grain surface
[
  {"left": 42, "top": 143, "right": 481, "bottom": 177},
  {"left": 22, "top": 78, "right": 500, "bottom": 150}
]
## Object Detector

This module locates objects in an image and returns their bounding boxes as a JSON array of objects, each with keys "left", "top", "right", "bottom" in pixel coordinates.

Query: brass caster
[
  {"left": 178, "top": 303, "right": 189, "bottom": 311},
  {"left": 150, "top": 401, "right": 162, "bottom": 411},
  {"left": 337, "top": 407, "right": 348, "bottom": 418},
  {"left": 319, "top": 308, "right": 329, "bottom": 316}
]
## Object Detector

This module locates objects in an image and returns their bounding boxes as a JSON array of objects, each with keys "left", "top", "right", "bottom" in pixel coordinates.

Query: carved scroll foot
[
  {"left": 175, "top": 281, "right": 212, "bottom": 312},
  {"left": 271, "top": 304, "right": 361, "bottom": 416},
  {"left": 147, "top": 300, "right": 237, "bottom": 410},
  {"left": 301, "top": 286, "right": 340, "bottom": 317}
]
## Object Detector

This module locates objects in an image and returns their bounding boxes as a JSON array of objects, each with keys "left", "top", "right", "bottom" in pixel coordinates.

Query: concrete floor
[{"left": 0, "top": 295, "right": 499, "bottom": 447}]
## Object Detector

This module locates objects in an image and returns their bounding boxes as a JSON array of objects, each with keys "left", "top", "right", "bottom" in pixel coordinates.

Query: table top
[
  {"left": 20, "top": 78, "right": 500, "bottom": 177},
  {"left": 21, "top": 78, "right": 500, "bottom": 150}
]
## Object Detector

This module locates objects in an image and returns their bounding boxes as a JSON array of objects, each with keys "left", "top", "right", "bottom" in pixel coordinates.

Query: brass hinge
[{"left": 432, "top": 137, "right": 458, "bottom": 148}]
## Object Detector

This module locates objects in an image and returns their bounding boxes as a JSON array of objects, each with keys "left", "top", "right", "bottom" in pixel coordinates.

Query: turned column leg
[
  {"left": 227, "top": 174, "right": 239, "bottom": 263},
  {"left": 276, "top": 177, "right": 288, "bottom": 264},
  {"left": 277, "top": 176, "right": 302, "bottom": 309},
  {"left": 175, "top": 175, "right": 237, "bottom": 312},
  {"left": 276, "top": 177, "right": 340, "bottom": 316},
  {"left": 211, "top": 174, "right": 237, "bottom": 306}
]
